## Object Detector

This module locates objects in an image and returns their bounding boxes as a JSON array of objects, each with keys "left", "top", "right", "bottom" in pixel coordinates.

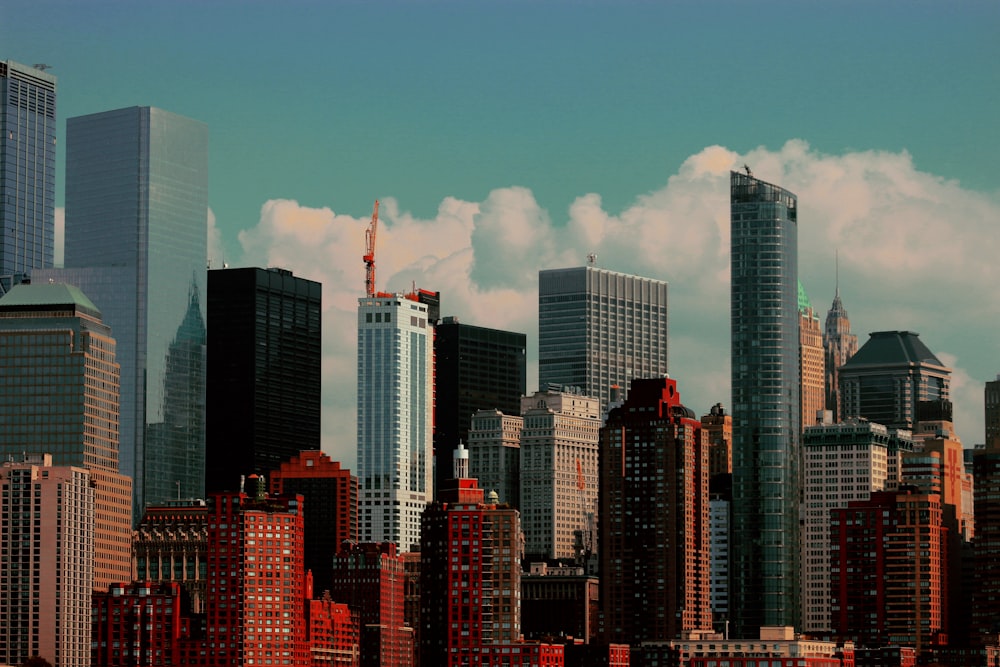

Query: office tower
[
  {"left": 0, "top": 61, "right": 56, "bottom": 284},
  {"left": 520, "top": 388, "right": 600, "bottom": 561},
  {"left": 831, "top": 489, "right": 947, "bottom": 652},
  {"left": 799, "top": 281, "right": 826, "bottom": 430},
  {"left": 839, "top": 330, "right": 951, "bottom": 431},
  {"left": 0, "top": 283, "right": 133, "bottom": 591},
  {"left": 269, "top": 450, "right": 358, "bottom": 596},
  {"left": 92, "top": 582, "right": 186, "bottom": 667},
  {"left": 538, "top": 265, "right": 669, "bottom": 412},
  {"left": 599, "top": 377, "right": 712, "bottom": 643},
  {"left": 36, "top": 106, "right": 208, "bottom": 517},
  {"left": 0, "top": 455, "right": 93, "bottom": 667},
  {"left": 420, "top": 450, "right": 522, "bottom": 667},
  {"left": 357, "top": 293, "right": 434, "bottom": 549},
  {"left": 206, "top": 267, "right": 322, "bottom": 492},
  {"left": 132, "top": 499, "right": 208, "bottom": 614},
  {"left": 330, "top": 542, "right": 412, "bottom": 667},
  {"left": 988, "top": 375, "right": 1000, "bottom": 449},
  {"left": 972, "top": 390, "right": 1000, "bottom": 644},
  {"left": 823, "top": 280, "right": 858, "bottom": 422},
  {"left": 801, "top": 419, "right": 914, "bottom": 633},
  {"left": 468, "top": 409, "right": 523, "bottom": 508},
  {"left": 434, "top": 316, "right": 526, "bottom": 494},
  {"left": 203, "top": 480, "right": 309, "bottom": 666},
  {"left": 521, "top": 562, "right": 599, "bottom": 643},
  {"left": 729, "top": 169, "right": 801, "bottom": 632},
  {"left": 701, "top": 403, "right": 732, "bottom": 477}
]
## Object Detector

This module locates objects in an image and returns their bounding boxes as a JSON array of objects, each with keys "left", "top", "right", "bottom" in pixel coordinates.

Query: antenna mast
[{"left": 363, "top": 200, "right": 379, "bottom": 297}]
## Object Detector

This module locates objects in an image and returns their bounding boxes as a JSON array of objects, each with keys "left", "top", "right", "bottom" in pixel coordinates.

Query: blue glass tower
[
  {"left": 729, "top": 169, "right": 801, "bottom": 633},
  {"left": 0, "top": 61, "right": 56, "bottom": 286},
  {"left": 36, "top": 107, "right": 208, "bottom": 519}
]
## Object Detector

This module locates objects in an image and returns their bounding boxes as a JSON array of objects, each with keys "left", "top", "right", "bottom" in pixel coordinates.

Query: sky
[{"left": 3, "top": 0, "right": 999, "bottom": 466}]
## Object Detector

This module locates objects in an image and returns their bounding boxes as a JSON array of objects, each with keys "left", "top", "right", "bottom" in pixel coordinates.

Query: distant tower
[
  {"left": 799, "top": 281, "right": 826, "bottom": 429},
  {"left": 986, "top": 374, "right": 1000, "bottom": 449},
  {"left": 0, "top": 60, "right": 56, "bottom": 284},
  {"left": 823, "top": 260, "right": 858, "bottom": 421},
  {"left": 467, "top": 409, "right": 523, "bottom": 508},
  {"left": 539, "top": 265, "right": 668, "bottom": 412}
]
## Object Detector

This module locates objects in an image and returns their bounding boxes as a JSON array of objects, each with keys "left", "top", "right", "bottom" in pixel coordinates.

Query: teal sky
[{"left": 4, "top": 1, "right": 999, "bottom": 457}]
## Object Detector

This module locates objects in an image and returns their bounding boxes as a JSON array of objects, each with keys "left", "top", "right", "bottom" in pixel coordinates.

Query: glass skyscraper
[
  {"left": 357, "top": 293, "right": 433, "bottom": 550},
  {"left": 0, "top": 61, "right": 56, "bottom": 285},
  {"left": 729, "top": 169, "right": 801, "bottom": 633},
  {"left": 36, "top": 106, "right": 208, "bottom": 519},
  {"left": 538, "top": 266, "right": 668, "bottom": 413}
]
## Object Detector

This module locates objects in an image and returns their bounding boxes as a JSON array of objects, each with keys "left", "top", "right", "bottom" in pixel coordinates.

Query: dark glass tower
[
  {"left": 729, "top": 169, "right": 801, "bottom": 633},
  {"left": 0, "top": 61, "right": 56, "bottom": 285},
  {"left": 433, "top": 316, "right": 526, "bottom": 494},
  {"left": 35, "top": 106, "right": 208, "bottom": 518},
  {"left": 206, "top": 267, "right": 321, "bottom": 492}
]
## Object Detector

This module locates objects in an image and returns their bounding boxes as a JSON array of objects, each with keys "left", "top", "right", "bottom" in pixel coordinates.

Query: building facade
[
  {"left": 521, "top": 563, "right": 599, "bottom": 644},
  {"left": 701, "top": 403, "right": 733, "bottom": 478},
  {"left": 823, "top": 284, "right": 858, "bottom": 422},
  {"left": 599, "top": 377, "right": 712, "bottom": 643},
  {"left": 434, "top": 316, "right": 526, "bottom": 493},
  {"left": 800, "top": 281, "right": 826, "bottom": 430},
  {"left": 92, "top": 581, "right": 189, "bottom": 667},
  {"left": 132, "top": 499, "right": 209, "bottom": 614},
  {"left": 0, "top": 60, "right": 56, "bottom": 283},
  {"left": 468, "top": 409, "right": 523, "bottom": 508},
  {"left": 269, "top": 450, "right": 358, "bottom": 596},
  {"left": 729, "top": 169, "right": 801, "bottom": 632},
  {"left": 206, "top": 267, "right": 322, "bottom": 492},
  {"left": 973, "top": 423, "right": 1000, "bottom": 644},
  {"left": 520, "top": 388, "right": 601, "bottom": 561},
  {"left": 538, "top": 265, "right": 668, "bottom": 413},
  {"left": 0, "top": 456, "right": 94, "bottom": 667},
  {"left": 35, "top": 106, "right": 209, "bottom": 517},
  {"left": 357, "top": 293, "right": 433, "bottom": 550}
]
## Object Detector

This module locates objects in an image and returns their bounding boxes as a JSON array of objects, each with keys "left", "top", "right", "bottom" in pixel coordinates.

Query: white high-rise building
[
  {"left": 357, "top": 293, "right": 434, "bottom": 550},
  {"left": 800, "top": 418, "right": 914, "bottom": 632}
]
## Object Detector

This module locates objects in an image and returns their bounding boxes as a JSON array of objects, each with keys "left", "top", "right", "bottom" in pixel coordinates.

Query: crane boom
[{"left": 363, "top": 200, "right": 380, "bottom": 297}]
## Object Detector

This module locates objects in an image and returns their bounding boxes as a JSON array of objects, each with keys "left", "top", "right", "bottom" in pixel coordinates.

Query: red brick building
[
  {"left": 92, "top": 581, "right": 190, "bottom": 667},
  {"left": 307, "top": 574, "right": 360, "bottom": 667}
]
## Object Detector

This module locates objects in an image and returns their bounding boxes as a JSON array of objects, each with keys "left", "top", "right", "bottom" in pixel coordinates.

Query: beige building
[
  {"left": 468, "top": 408, "right": 523, "bottom": 507},
  {"left": 799, "top": 282, "right": 826, "bottom": 431},
  {"left": 520, "top": 388, "right": 600, "bottom": 561},
  {"left": 0, "top": 455, "right": 94, "bottom": 667},
  {"left": 700, "top": 403, "right": 732, "bottom": 477}
]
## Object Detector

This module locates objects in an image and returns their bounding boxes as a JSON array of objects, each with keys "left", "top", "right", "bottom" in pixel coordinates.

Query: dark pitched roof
[{"left": 843, "top": 330, "right": 944, "bottom": 368}]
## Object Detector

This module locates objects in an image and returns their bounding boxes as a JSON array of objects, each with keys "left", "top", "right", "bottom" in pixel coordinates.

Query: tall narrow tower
[
  {"left": 729, "top": 169, "right": 801, "bottom": 633},
  {"left": 823, "top": 265, "right": 858, "bottom": 421}
]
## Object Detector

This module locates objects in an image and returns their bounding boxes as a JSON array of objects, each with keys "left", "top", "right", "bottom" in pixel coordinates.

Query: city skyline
[{"left": 3, "top": 2, "right": 998, "bottom": 464}]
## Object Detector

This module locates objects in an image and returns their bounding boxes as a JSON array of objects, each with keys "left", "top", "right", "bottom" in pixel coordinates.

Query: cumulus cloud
[{"left": 233, "top": 140, "right": 1000, "bottom": 465}]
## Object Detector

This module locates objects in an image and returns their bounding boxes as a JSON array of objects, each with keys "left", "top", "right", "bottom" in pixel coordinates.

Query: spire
[{"left": 835, "top": 249, "right": 840, "bottom": 299}]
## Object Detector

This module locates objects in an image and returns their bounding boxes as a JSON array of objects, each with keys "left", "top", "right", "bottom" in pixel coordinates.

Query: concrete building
[
  {"left": 520, "top": 388, "right": 601, "bottom": 561},
  {"left": 701, "top": 403, "right": 732, "bottom": 478},
  {"left": 468, "top": 409, "right": 523, "bottom": 508},
  {"left": 0, "top": 60, "right": 56, "bottom": 284},
  {"left": 730, "top": 169, "right": 801, "bottom": 633},
  {"left": 638, "top": 627, "right": 855, "bottom": 667},
  {"left": 35, "top": 106, "right": 209, "bottom": 517},
  {"left": 799, "top": 281, "right": 826, "bottom": 430},
  {"left": 823, "top": 281, "right": 858, "bottom": 422},
  {"left": 207, "top": 267, "right": 322, "bottom": 493},
  {"left": 91, "top": 581, "right": 190, "bottom": 667},
  {"left": 709, "top": 481, "right": 731, "bottom": 630},
  {"left": 599, "top": 377, "right": 712, "bottom": 643},
  {"left": 357, "top": 292, "right": 434, "bottom": 550},
  {"left": 132, "top": 499, "right": 208, "bottom": 614},
  {"left": 538, "top": 265, "right": 668, "bottom": 413},
  {"left": 0, "top": 455, "right": 94, "bottom": 667},
  {"left": 0, "top": 282, "right": 133, "bottom": 591},
  {"left": 801, "top": 419, "right": 914, "bottom": 633}
]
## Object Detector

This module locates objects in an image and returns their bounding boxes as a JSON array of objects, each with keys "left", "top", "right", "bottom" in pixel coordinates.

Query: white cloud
[{"left": 233, "top": 140, "right": 1000, "bottom": 466}]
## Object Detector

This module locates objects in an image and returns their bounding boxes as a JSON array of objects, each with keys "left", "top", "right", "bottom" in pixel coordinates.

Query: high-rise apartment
[
  {"left": 434, "top": 316, "right": 526, "bottom": 494},
  {"left": 35, "top": 106, "right": 208, "bottom": 517},
  {"left": 520, "top": 388, "right": 601, "bottom": 561},
  {"left": 972, "top": 382, "right": 1000, "bottom": 643},
  {"left": 206, "top": 267, "right": 321, "bottom": 492},
  {"left": 0, "top": 61, "right": 56, "bottom": 284},
  {"left": 0, "top": 455, "right": 93, "bottom": 667},
  {"left": 729, "top": 169, "right": 801, "bottom": 633},
  {"left": 357, "top": 293, "right": 434, "bottom": 550},
  {"left": 823, "top": 283, "right": 858, "bottom": 422},
  {"left": 0, "top": 283, "right": 133, "bottom": 591},
  {"left": 839, "top": 331, "right": 951, "bottom": 431},
  {"left": 799, "top": 281, "right": 826, "bottom": 430},
  {"left": 599, "top": 377, "right": 712, "bottom": 643},
  {"left": 538, "top": 265, "right": 668, "bottom": 413}
]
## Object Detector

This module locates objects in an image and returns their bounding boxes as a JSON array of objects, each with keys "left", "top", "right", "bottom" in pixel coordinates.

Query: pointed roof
[
  {"left": 0, "top": 282, "right": 102, "bottom": 319},
  {"left": 797, "top": 280, "right": 813, "bottom": 315},
  {"left": 842, "top": 331, "right": 945, "bottom": 368}
]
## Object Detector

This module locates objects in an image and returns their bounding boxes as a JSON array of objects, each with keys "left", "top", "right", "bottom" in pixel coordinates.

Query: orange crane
[{"left": 363, "top": 200, "right": 380, "bottom": 297}]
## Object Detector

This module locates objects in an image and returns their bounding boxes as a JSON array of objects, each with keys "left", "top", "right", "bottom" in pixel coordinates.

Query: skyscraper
[
  {"left": 206, "top": 267, "right": 322, "bottom": 492},
  {"left": 823, "top": 280, "right": 858, "bottom": 422},
  {"left": 0, "top": 60, "right": 56, "bottom": 284},
  {"left": 729, "top": 169, "right": 801, "bottom": 633},
  {"left": 839, "top": 330, "right": 951, "bottom": 431},
  {"left": 799, "top": 281, "right": 826, "bottom": 430},
  {"left": 539, "top": 265, "right": 668, "bottom": 412},
  {"left": 36, "top": 106, "right": 208, "bottom": 517},
  {"left": 972, "top": 380, "right": 1000, "bottom": 643},
  {"left": 434, "top": 316, "right": 526, "bottom": 494},
  {"left": 357, "top": 293, "right": 434, "bottom": 549},
  {"left": 467, "top": 408, "right": 523, "bottom": 508}
]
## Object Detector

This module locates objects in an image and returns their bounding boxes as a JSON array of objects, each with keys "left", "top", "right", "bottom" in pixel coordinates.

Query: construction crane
[{"left": 363, "top": 200, "right": 380, "bottom": 297}]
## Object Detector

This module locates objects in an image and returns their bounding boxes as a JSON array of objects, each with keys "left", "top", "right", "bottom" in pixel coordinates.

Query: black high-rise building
[
  {"left": 206, "top": 267, "right": 321, "bottom": 492},
  {"left": 433, "top": 316, "right": 526, "bottom": 495}
]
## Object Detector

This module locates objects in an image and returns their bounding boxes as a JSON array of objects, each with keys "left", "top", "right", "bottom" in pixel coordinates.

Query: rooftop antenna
[
  {"left": 586, "top": 253, "right": 597, "bottom": 266},
  {"left": 743, "top": 164, "right": 752, "bottom": 177},
  {"left": 33, "top": 64, "right": 52, "bottom": 72},
  {"left": 835, "top": 249, "right": 840, "bottom": 298}
]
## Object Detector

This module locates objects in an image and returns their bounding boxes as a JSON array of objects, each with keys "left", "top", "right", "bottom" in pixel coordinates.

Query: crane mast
[{"left": 363, "top": 200, "right": 380, "bottom": 297}]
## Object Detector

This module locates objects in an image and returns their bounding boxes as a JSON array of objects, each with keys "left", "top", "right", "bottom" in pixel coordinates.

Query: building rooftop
[
  {"left": 843, "top": 330, "right": 944, "bottom": 368},
  {"left": 0, "top": 282, "right": 101, "bottom": 319}
]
